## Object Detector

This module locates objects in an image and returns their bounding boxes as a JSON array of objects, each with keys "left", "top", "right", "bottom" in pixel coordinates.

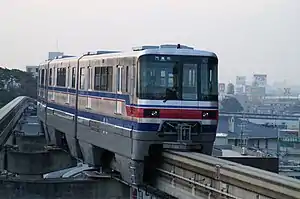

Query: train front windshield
[{"left": 138, "top": 55, "right": 218, "bottom": 101}]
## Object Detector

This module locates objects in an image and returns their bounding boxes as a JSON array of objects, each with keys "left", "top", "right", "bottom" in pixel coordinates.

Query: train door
[{"left": 115, "top": 65, "right": 123, "bottom": 114}]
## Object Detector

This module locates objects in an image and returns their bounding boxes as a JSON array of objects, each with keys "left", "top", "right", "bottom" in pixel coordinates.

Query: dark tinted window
[{"left": 94, "top": 66, "right": 113, "bottom": 91}]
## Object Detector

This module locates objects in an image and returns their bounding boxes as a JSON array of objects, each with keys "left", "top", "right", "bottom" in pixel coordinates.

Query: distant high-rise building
[
  {"left": 236, "top": 76, "right": 246, "bottom": 86},
  {"left": 26, "top": 65, "right": 39, "bottom": 78},
  {"left": 219, "top": 83, "right": 226, "bottom": 93},
  {"left": 227, "top": 83, "right": 235, "bottom": 95},
  {"left": 48, "top": 52, "right": 64, "bottom": 60},
  {"left": 251, "top": 74, "right": 267, "bottom": 101},
  {"left": 253, "top": 74, "right": 267, "bottom": 87}
]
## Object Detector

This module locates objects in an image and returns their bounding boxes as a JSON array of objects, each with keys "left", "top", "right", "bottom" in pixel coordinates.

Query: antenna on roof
[{"left": 56, "top": 39, "right": 59, "bottom": 52}]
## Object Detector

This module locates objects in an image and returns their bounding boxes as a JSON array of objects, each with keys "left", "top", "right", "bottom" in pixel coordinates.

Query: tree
[
  {"left": 0, "top": 68, "right": 37, "bottom": 108},
  {"left": 220, "top": 96, "right": 244, "bottom": 112}
]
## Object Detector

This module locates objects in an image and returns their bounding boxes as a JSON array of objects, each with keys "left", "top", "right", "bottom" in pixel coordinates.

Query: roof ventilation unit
[
  {"left": 132, "top": 45, "right": 159, "bottom": 51},
  {"left": 160, "top": 44, "right": 194, "bottom": 50},
  {"left": 96, "top": 50, "right": 121, "bottom": 55},
  {"left": 55, "top": 55, "right": 75, "bottom": 59}
]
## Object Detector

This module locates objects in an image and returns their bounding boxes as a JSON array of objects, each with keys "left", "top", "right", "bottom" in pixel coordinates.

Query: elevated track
[
  {"left": 0, "top": 97, "right": 300, "bottom": 199},
  {"left": 154, "top": 150, "right": 300, "bottom": 199},
  {"left": 220, "top": 112, "right": 300, "bottom": 121}
]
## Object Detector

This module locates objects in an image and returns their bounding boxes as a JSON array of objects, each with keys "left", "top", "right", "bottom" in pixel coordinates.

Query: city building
[
  {"left": 235, "top": 76, "right": 246, "bottom": 94},
  {"left": 227, "top": 83, "right": 235, "bottom": 95},
  {"left": 26, "top": 65, "right": 39, "bottom": 78},
  {"left": 48, "top": 52, "right": 64, "bottom": 60},
  {"left": 251, "top": 74, "right": 267, "bottom": 102}
]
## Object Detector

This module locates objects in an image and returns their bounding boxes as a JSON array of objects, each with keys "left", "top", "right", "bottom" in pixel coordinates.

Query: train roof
[{"left": 39, "top": 44, "right": 217, "bottom": 66}]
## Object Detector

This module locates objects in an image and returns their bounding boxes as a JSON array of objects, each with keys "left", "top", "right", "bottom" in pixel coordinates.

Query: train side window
[
  {"left": 79, "top": 67, "right": 85, "bottom": 90},
  {"left": 41, "top": 69, "right": 45, "bottom": 86},
  {"left": 57, "top": 67, "right": 66, "bottom": 87},
  {"left": 49, "top": 68, "right": 52, "bottom": 86},
  {"left": 87, "top": 67, "right": 92, "bottom": 90},
  {"left": 107, "top": 67, "right": 113, "bottom": 91},
  {"left": 71, "top": 67, "right": 76, "bottom": 88},
  {"left": 53, "top": 67, "right": 56, "bottom": 86},
  {"left": 67, "top": 66, "right": 70, "bottom": 88},
  {"left": 94, "top": 67, "right": 101, "bottom": 90},
  {"left": 94, "top": 66, "right": 113, "bottom": 92},
  {"left": 120, "top": 66, "right": 128, "bottom": 93},
  {"left": 125, "top": 66, "right": 129, "bottom": 92},
  {"left": 117, "top": 66, "right": 122, "bottom": 92}
]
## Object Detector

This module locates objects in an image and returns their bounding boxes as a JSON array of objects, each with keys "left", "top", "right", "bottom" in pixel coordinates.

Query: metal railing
[
  {"left": 0, "top": 96, "right": 34, "bottom": 148},
  {"left": 220, "top": 112, "right": 300, "bottom": 121},
  {"left": 155, "top": 150, "right": 300, "bottom": 199}
]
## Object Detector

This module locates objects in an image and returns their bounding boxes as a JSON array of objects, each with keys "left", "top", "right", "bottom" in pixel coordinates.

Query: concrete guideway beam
[{"left": 154, "top": 150, "right": 300, "bottom": 199}]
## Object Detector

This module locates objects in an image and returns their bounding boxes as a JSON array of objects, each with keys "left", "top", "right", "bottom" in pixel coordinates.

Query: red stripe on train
[{"left": 126, "top": 107, "right": 218, "bottom": 119}]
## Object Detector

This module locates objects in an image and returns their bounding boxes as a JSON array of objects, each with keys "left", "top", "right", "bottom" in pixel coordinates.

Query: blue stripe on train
[
  {"left": 43, "top": 86, "right": 218, "bottom": 109},
  {"left": 47, "top": 102, "right": 160, "bottom": 132}
]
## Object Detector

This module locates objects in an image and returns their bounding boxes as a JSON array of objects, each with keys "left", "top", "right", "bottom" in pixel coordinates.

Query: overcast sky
[{"left": 0, "top": 0, "right": 299, "bottom": 85}]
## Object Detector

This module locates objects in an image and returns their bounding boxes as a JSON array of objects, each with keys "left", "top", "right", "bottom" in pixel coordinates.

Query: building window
[
  {"left": 57, "top": 68, "right": 66, "bottom": 87},
  {"left": 71, "top": 67, "right": 76, "bottom": 88},
  {"left": 79, "top": 67, "right": 85, "bottom": 90},
  {"left": 94, "top": 66, "right": 113, "bottom": 91},
  {"left": 49, "top": 68, "right": 52, "bottom": 86}
]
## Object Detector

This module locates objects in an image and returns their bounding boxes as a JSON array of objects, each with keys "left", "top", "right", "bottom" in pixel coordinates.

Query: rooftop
[{"left": 217, "top": 116, "right": 293, "bottom": 139}]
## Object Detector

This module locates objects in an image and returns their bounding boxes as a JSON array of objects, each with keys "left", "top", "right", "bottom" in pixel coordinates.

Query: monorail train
[{"left": 37, "top": 44, "right": 219, "bottom": 185}]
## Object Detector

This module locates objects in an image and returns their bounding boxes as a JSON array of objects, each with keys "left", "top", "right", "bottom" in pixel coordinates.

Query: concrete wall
[
  {"left": 0, "top": 178, "right": 129, "bottom": 199},
  {"left": 4, "top": 148, "right": 76, "bottom": 175}
]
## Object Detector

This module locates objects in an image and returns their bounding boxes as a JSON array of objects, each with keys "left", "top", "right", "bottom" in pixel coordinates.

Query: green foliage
[
  {"left": 220, "top": 96, "right": 244, "bottom": 112},
  {"left": 0, "top": 68, "right": 37, "bottom": 108}
]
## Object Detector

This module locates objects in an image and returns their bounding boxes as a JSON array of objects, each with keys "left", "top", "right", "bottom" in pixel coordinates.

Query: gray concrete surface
[
  {"left": 0, "top": 178, "right": 130, "bottom": 199},
  {"left": 5, "top": 148, "right": 77, "bottom": 175}
]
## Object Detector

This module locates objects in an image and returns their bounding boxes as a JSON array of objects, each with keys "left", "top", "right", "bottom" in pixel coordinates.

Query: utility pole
[
  {"left": 273, "top": 104, "right": 280, "bottom": 158},
  {"left": 240, "top": 100, "right": 247, "bottom": 147}
]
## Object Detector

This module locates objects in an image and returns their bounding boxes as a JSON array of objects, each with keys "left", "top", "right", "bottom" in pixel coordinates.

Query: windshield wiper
[{"left": 163, "top": 88, "right": 177, "bottom": 103}]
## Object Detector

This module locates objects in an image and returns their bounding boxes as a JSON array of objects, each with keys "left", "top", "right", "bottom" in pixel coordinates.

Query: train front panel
[{"left": 132, "top": 53, "right": 218, "bottom": 154}]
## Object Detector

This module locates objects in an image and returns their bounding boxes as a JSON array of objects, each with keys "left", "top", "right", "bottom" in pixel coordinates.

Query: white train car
[{"left": 37, "top": 44, "right": 219, "bottom": 185}]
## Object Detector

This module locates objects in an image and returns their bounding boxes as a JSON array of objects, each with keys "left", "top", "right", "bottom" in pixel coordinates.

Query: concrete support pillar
[
  {"left": 65, "top": 135, "right": 80, "bottom": 158},
  {"left": 78, "top": 141, "right": 103, "bottom": 166}
]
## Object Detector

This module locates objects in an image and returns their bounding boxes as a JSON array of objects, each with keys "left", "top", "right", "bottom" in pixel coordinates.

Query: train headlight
[
  {"left": 202, "top": 111, "right": 209, "bottom": 118},
  {"left": 143, "top": 109, "right": 160, "bottom": 118},
  {"left": 202, "top": 111, "right": 217, "bottom": 119}
]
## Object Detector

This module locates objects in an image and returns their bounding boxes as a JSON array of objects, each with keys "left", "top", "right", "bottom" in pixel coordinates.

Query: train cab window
[
  {"left": 71, "top": 67, "right": 76, "bottom": 88},
  {"left": 94, "top": 66, "right": 113, "bottom": 92},
  {"left": 49, "top": 68, "right": 52, "bottom": 86},
  {"left": 200, "top": 58, "right": 218, "bottom": 100},
  {"left": 57, "top": 68, "right": 66, "bottom": 87},
  {"left": 182, "top": 64, "right": 197, "bottom": 100},
  {"left": 138, "top": 55, "right": 218, "bottom": 101},
  {"left": 79, "top": 67, "right": 85, "bottom": 90}
]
